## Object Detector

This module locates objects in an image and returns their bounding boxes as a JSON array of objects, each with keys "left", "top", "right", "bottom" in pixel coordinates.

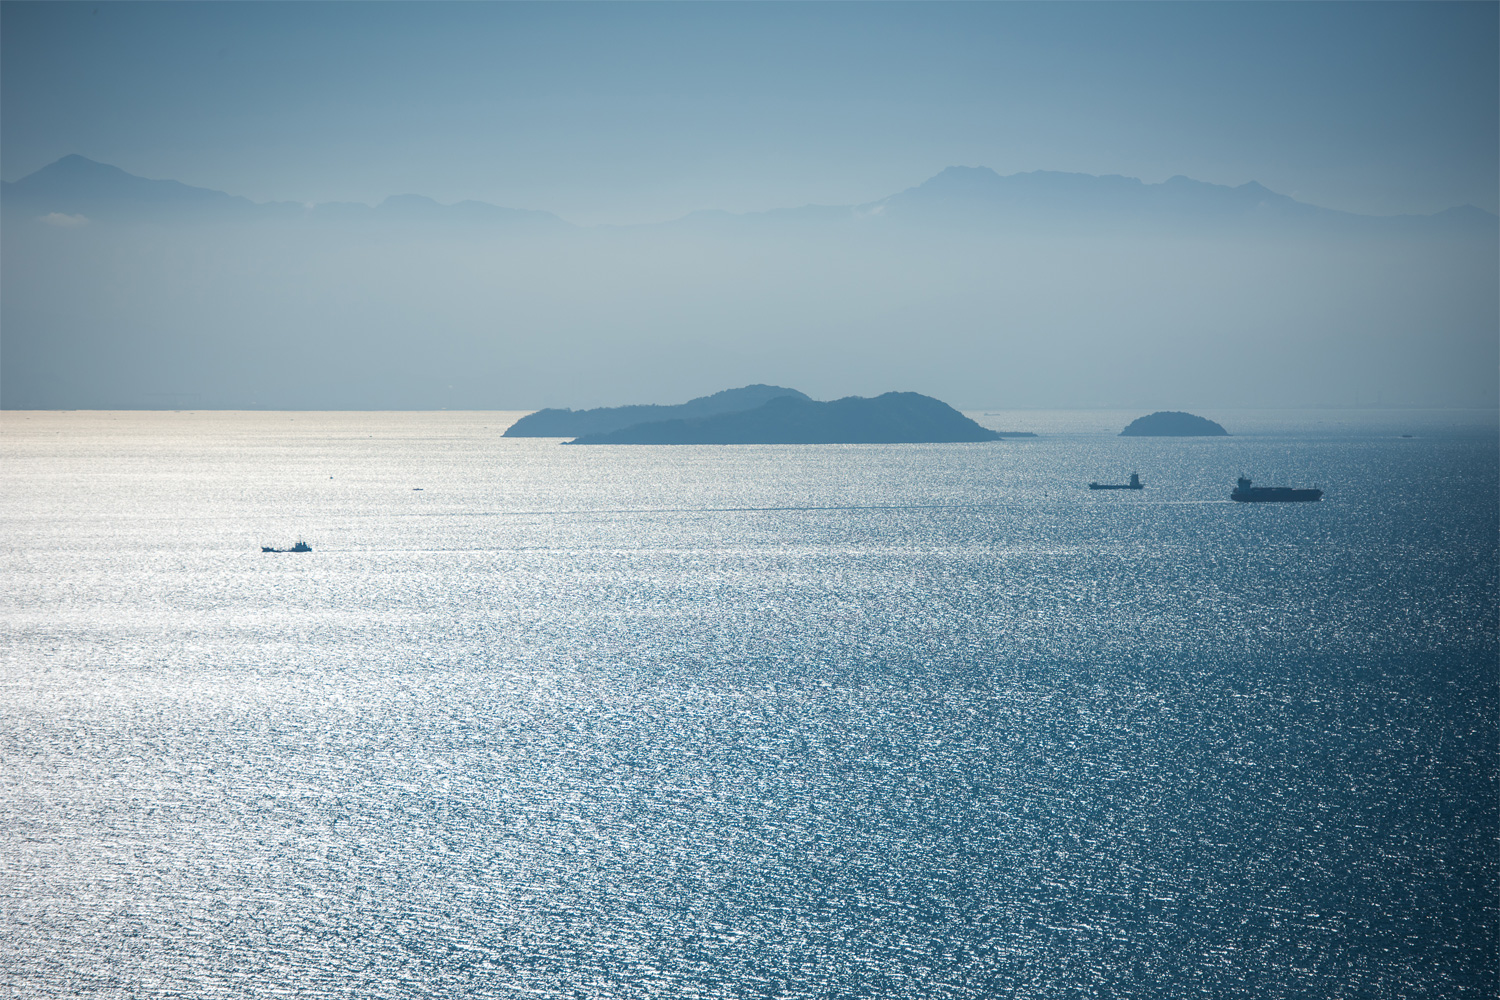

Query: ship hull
[
  {"left": 1230, "top": 489, "right": 1322, "bottom": 503},
  {"left": 1089, "top": 484, "right": 1144, "bottom": 490}
]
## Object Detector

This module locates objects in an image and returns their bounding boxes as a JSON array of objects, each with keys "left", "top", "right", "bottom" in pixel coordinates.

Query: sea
[{"left": 1, "top": 408, "right": 1495, "bottom": 999}]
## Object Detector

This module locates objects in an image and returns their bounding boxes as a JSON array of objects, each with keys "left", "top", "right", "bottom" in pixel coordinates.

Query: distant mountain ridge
[
  {"left": 1, "top": 154, "right": 567, "bottom": 229},
  {"left": 4, "top": 155, "right": 1493, "bottom": 237},
  {"left": 5, "top": 154, "right": 1493, "bottom": 412},
  {"left": 885, "top": 166, "right": 1312, "bottom": 218},
  {"left": 2, "top": 154, "right": 255, "bottom": 215},
  {"left": 722, "top": 166, "right": 1498, "bottom": 237}
]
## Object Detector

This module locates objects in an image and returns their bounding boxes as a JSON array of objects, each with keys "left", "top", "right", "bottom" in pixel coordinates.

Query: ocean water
[{"left": 1, "top": 409, "right": 1495, "bottom": 999}]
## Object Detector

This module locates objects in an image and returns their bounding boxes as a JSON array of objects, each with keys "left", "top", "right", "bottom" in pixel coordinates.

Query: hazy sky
[{"left": 4, "top": 2, "right": 1496, "bottom": 225}]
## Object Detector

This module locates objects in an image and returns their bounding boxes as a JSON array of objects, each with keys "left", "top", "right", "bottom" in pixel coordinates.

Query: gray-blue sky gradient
[
  {"left": 3, "top": 2, "right": 1496, "bottom": 412},
  {"left": 4, "top": 2, "right": 1496, "bottom": 225}
]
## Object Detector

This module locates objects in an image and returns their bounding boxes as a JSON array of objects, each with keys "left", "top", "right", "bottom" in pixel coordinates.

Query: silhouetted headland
[
  {"left": 566, "top": 391, "right": 1001, "bottom": 444},
  {"left": 1120, "top": 411, "right": 1228, "bottom": 436},
  {"left": 504, "top": 385, "right": 809, "bottom": 437}
]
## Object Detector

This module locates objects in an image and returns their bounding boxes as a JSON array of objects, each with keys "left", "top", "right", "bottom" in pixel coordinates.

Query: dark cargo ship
[
  {"left": 1089, "top": 472, "right": 1144, "bottom": 490},
  {"left": 1230, "top": 476, "right": 1322, "bottom": 503},
  {"left": 262, "top": 540, "right": 313, "bottom": 553}
]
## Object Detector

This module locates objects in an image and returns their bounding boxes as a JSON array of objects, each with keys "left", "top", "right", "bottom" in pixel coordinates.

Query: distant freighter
[
  {"left": 262, "top": 540, "right": 313, "bottom": 552},
  {"left": 1230, "top": 476, "right": 1322, "bottom": 503},
  {"left": 1089, "top": 472, "right": 1144, "bottom": 490}
]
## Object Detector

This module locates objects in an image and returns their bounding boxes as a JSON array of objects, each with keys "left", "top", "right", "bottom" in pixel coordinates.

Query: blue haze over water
[{"left": 1, "top": 409, "right": 1495, "bottom": 997}]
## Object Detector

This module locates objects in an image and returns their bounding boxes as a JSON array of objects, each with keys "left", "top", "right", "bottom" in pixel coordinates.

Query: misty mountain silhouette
[
  {"left": 1, "top": 154, "right": 258, "bottom": 218},
  {"left": 878, "top": 167, "right": 1322, "bottom": 222},
  {"left": 566, "top": 392, "right": 1002, "bottom": 444},
  {"left": 5, "top": 156, "right": 1493, "bottom": 412},
  {"left": 660, "top": 166, "right": 1497, "bottom": 238},
  {"left": 1, "top": 155, "right": 567, "bottom": 228},
  {"left": 4, "top": 156, "right": 1493, "bottom": 237},
  {"left": 505, "top": 384, "right": 811, "bottom": 437},
  {"left": 854, "top": 167, "right": 1497, "bottom": 236}
]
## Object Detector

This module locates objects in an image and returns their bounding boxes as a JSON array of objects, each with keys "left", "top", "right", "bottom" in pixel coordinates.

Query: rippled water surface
[{"left": 2, "top": 409, "right": 1495, "bottom": 998}]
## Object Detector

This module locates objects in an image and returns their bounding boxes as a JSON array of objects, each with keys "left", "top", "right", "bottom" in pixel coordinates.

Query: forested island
[
  {"left": 504, "top": 384, "right": 808, "bottom": 437},
  {"left": 559, "top": 390, "right": 1003, "bottom": 444},
  {"left": 1120, "top": 411, "right": 1229, "bottom": 436}
]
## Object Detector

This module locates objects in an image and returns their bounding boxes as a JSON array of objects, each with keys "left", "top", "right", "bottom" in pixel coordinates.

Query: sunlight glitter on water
[{"left": 1, "top": 410, "right": 1495, "bottom": 998}]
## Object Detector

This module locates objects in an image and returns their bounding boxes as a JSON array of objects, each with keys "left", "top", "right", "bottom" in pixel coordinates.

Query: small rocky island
[
  {"left": 504, "top": 384, "right": 809, "bottom": 437},
  {"left": 1120, "top": 411, "right": 1229, "bottom": 437},
  {"left": 563, "top": 391, "right": 1002, "bottom": 444}
]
